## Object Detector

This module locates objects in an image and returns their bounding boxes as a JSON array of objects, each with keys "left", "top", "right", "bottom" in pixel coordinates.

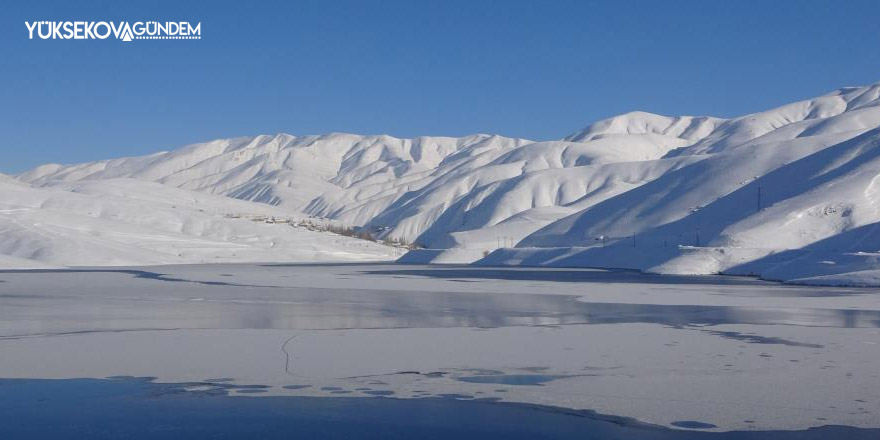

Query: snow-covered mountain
[
  {"left": 17, "top": 127, "right": 702, "bottom": 248},
  {"left": 20, "top": 134, "right": 531, "bottom": 210},
  {"left": 10, "top": 81, "right": 880, "bottom": 284},
  {"left": 487, "top": 83, "right": 880, "bottom": 285},
  {"left": 0, "top": 177, "right": 401, "bottom": 267}
]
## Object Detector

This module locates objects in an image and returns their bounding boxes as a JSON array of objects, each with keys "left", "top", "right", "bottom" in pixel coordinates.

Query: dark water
[
  {"left": 0, "top": 378, "right": 877, "bottom": 440},
  {"left": 361, "top": 267, "right": 775, "bottom": 286},
  {"left": 457, "top": 374, "right": 568, "bottom": 386}
]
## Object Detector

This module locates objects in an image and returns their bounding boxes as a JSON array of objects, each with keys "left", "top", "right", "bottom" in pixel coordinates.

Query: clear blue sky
[{"left": 3, "top": 0, "right": 880, "bottom": 173}]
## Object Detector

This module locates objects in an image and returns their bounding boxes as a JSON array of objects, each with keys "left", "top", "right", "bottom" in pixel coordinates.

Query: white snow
[
  {"left": 8, "top": 81, "right": 880, "bottom": 284},
  {"left": 0, "top": 177, "right": 401, "bottom": 267}
]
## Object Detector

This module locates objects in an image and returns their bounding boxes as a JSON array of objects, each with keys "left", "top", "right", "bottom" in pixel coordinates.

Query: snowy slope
[
  {"left": 11, "top": 81, "right": 880, "bottom": 284},
  {"left": 564, "top": 111, "right": 723, "bottom": 143},
  {"left": 0, "top": 172, "right": 27, "bottom": 186},
  {"left": 0, "top": 178, "right": 401, "bottom": 268},
  {"left": 19, "top": 127, "right": 705, "bottom": 248},
  {"left": 19, "top": 134, "right": 531, "bottom": 210},
  {"left": 486, "top": 83, "right": 880, "bottom": 284}
]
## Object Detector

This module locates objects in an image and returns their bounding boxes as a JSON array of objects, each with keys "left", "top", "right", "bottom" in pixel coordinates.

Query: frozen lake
[{"left": 1, "top": 264, "right": 879, "bottom": 436}]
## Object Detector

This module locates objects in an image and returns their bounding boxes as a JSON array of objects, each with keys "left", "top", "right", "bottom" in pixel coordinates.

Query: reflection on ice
[
  {"left": 1, "top": 266, "right": 879, "bottom": 339},
  {"left": 2, "top": 290, "right": 878, "bottom": 340}
]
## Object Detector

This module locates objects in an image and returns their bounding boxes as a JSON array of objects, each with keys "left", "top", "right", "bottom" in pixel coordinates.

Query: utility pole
[{"left": 757, "top": 185, "right": 762, "bottom": 211}]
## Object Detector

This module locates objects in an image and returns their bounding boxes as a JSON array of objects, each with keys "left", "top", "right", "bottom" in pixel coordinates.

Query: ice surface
[{"left": 1, "top": 264, "right": 878, "bottom": 432}]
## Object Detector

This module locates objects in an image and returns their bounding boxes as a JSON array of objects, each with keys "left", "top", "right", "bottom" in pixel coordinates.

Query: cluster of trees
[
  {"left": 220, "top": 214, "right": 422, "bottom": 249},
  {"left": 296, "top": 219, "right": 421, "bottom": 249}
]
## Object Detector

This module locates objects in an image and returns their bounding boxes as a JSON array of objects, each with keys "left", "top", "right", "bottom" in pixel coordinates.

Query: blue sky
[{"left": 2, "top": 0, "right": 880, "bottom": 173}]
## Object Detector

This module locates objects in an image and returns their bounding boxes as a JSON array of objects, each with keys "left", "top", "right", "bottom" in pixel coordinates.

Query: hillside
[
  {"left": 491, "top": 83, "right": 880, "bottom": 285},
  {"left": 0, "top": 178, "right": 401, "bottom": 267},
  {"left": 10, "top": 81, "right": 880, "bottom": 284}
]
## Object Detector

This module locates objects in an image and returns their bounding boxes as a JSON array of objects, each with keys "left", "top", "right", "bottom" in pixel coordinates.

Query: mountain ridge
[{"left": 8, "top": 82, "right": 880, "bottom": 284}]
